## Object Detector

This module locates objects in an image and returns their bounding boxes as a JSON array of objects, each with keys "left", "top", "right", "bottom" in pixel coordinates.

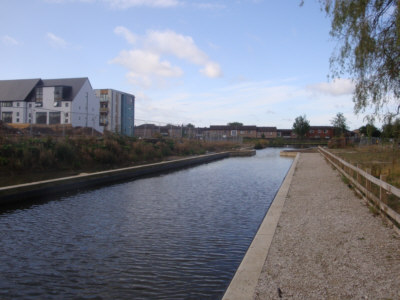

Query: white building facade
[{"left": 0, "top": 78, "right": 103, "bottom": 133}]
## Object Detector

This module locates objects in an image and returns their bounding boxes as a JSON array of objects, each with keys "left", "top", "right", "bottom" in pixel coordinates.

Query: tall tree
[
  {"left": 316, "top": 0, "right": 400, "bottom": 118},
  {"left": 382, "top": 117, "right": 400, "bottom": 139},
  {"left": 292, "top": 115, "right": 310, "bottom": 139},
  {"left": 331, "top": 112, "right": 348, "bottom": 136},
  {"left": 359, "top": 122, "right": 381, "bottom": 138},
  {"left": 227, "top": 122, "right": 243, "bottom": 127}
]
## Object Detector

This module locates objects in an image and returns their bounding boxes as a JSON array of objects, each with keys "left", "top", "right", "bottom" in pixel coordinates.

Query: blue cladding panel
[{"left": 121, "top": 93, "right": 135, "bottom": 136}]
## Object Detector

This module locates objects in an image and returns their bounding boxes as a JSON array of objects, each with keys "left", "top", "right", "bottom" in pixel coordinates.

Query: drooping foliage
[{"left": 315, "top": 0, "right": 400, "bottom": 117}]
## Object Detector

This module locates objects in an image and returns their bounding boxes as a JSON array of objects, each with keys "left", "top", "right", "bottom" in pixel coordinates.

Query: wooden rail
[{"left": 318, "top": 146, "right": 400, "bottom": 230}]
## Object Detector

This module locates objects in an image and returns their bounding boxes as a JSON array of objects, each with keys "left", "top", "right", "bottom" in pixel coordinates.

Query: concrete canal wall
[{"left": 0, "top": 152, "right": 231, "bottom": 205}]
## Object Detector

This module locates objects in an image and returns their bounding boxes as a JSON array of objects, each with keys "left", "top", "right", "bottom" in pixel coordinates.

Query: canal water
[{"left": 0, "top": 148, "right": 293, "bottom": 299}]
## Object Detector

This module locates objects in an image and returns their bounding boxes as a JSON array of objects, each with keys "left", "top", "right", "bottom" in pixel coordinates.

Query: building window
[
  {"left": 99, "top": 89, "right": 109, "bottom": 102},
  {"left": 310, "top": 130, "right": 314, "bottom": 133},
  {"left": 29, "top": 103, "right": 32, "bottom": 108},
  {"left": 16, "top": 118, "right": 19, "bottom": 122},
  {"left": 65, "top": 112, "right": 69, "bottom": 117},
  {"left": 65, "top": 119, "right": 69, "bottom": 124},
  {"left": 16, "top": 112, "right": 19, "bottom": 117},
  {"left": 16, "top": 102, "right": 20, "bottom": 107},
  {"left": 1, "top": 102, "right": 12, "bottom": 107},
  {"left": 36, "top": 112, "right": 47, "bottom": 124},
  {"left": 49, "top": 112, "right": 61, "bottom": 124},
  {"left": 36, "top": 88, "right": 43, "bottom": 107},
  {"left": 29, "top": 113, "right": 32, "bottom": 118},
  {"left": 2, "top": 112, "right": 12, "bottom": 123},
  {"left": 99, "top": 114, "right": 108, "bottom": 126},
  {"left": 65, "top": 102, "right": 69, "bottom": 107},
  {"left": 54, "top": 86, "right": 63, "bottom": 101}
]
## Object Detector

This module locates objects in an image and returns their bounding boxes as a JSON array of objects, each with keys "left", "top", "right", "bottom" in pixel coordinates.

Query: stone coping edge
[
  {"left": 222, "top": 152, "right": 300, "bottom": 300},
  {"left": 0, "top": 152, "right": 231, "bottom": 205}
]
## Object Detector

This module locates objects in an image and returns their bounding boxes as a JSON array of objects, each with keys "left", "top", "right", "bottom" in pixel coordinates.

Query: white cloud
[
  {"left": 201, "top": 62, "right": 222, "bottom": 78},
  {"left": 307, "top": 78, "right": 355, "bottom": 96},
  {"left": 111, "top": 49, "right": 183, "bottom": 87},
  {"left": 111, "top": 27, "right": 222, "bottom": 87},
  {"left": 46, "top": 32, "right": 67, "bottom": 48},
  {"left": 112, "top": 49, "right": 183, "bottom": 77},
  {"left": 146, "top": 30, "right": 208, "bottom": 65},
  {"left": 114, "top": 26, "right": 137, "bottom": 44},
  {"left": 145, "top": 29, "right": 222, "bottom": 77},
  {"left": 1, "top": 35, "right": 20, "bottom": 46}
]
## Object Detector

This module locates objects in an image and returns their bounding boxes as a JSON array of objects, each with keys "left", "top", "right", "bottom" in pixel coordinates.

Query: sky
[{"left": 0, "top": 0, "right": 381, "bottom": 129}]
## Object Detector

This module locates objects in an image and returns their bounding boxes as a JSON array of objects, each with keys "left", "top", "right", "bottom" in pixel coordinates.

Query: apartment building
[
  {"left": 0, "top": 77, "right": 103, "bottom": 132},
  {"left": 95, "top": 89, "right": 135, "bottom": 137}
]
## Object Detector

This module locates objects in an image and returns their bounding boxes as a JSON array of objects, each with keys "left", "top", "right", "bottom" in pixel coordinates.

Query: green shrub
[
  {"left": 93, "top": 148, "right": 116, "bottom": 164},
  {"left": 55, "top": 143, "right": 76, "bottom": 164}
]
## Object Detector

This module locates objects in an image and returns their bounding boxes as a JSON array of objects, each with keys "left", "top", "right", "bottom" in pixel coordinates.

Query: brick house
[
  {"left": 277, "top": 129, "right": 296, "bottom": 138},
  {"left": 307, "top": 126, "right": 334, "bottom": 139},
  {"left": 135, "top": 124, "right": 183, "bottom": 138},
  {"left": 206, "top": 125, "right": 258, "bottom": 138},
  {"left": 134, "top": 124, "right": 160, "bottom": 138},
  {"left": 256, "top": 127, "right": 277, "bottom": 138}
]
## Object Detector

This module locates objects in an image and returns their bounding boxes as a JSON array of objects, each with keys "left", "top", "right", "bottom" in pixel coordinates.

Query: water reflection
[{"left": 0, "top": 148, "right": 292, "bottom": 299}]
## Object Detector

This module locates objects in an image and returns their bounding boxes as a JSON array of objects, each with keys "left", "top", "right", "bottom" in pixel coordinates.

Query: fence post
[
  {"left": 357, "top": 164, "right": 361, "bottom": 183},
  {"left": 366, "top": 168, "right": 371, "bottom": 191},
  {"left": 380, "top": 174, "right": 387, "bottom": 203}
]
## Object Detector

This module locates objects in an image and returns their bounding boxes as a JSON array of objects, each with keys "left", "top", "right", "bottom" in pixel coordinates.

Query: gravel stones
[{"left": 254, "top": 153, "right": 400, "bottom": 300}]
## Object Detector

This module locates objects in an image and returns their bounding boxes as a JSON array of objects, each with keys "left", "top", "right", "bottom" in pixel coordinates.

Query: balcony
[{"left": 100, "top": 107, "right": 109, "bottom": 113}]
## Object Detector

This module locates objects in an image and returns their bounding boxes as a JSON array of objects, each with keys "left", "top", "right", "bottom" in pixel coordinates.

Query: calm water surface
[{"left": 0, "top": 148, "right": 293, "bottom": 299}]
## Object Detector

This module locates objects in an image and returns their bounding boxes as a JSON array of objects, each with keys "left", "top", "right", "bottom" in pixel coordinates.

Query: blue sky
[{"left": 0, "top": 0, "right": 375, "bottom": 129}]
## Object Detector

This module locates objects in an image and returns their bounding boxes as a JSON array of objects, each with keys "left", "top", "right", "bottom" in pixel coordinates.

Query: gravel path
[{"left": 254, "top": 153, "right": 400, "bottom": 300}]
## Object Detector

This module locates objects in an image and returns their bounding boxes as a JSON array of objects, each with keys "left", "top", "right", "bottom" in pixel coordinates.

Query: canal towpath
[
  {"left": 255, "top": 152, "right": 400, "bottom": 299},
  {"left": 225, "top": 152, "right": 400, "bottom": 299}
]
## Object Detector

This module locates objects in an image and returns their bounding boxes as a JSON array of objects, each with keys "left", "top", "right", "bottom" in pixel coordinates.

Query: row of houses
[
  {"left": 134, "top": 124, "right": 336, "bottom": 139},
  {"left": 0, "top": 77, "right": 135, "bottom": 136},
  {"left": 0, "top": 77, "right": 338, "bottom": 140}
]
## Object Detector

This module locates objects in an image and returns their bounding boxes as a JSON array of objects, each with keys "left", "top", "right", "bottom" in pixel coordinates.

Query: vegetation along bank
[{"left": 0, "top": 132, "right": 241, "bottom": 187}]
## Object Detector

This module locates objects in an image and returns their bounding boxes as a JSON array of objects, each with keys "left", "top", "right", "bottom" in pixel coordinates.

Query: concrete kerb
[{"left": 222, "top": 152, "right": 300, "bottom": 300}]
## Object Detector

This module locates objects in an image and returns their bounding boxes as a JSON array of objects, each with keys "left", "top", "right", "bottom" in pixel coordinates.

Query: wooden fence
[{"left": 318, "top": 147, "right": 400, "bottom": 231}]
